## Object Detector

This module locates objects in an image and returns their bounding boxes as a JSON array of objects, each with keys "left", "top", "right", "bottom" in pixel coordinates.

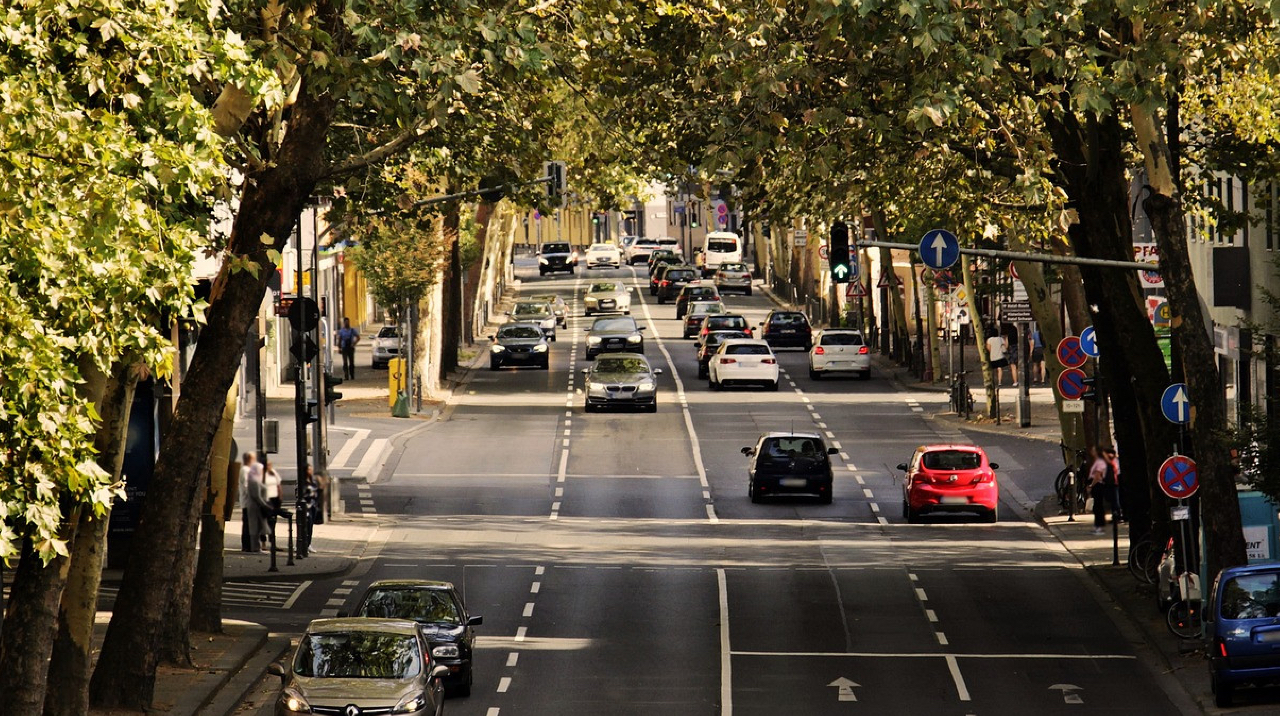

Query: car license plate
[
  {"left": 940, "top": 496, "right": 969, "bottom": 505},
  {"left": 779, "top": 478, "right": 807, "bottom": 487}
]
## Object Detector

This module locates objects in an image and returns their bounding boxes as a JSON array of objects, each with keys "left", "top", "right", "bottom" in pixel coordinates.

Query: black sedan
[
  {"left": 489, "top": 323, "right": 550, "bottom": 370},
  {"left": 585, "top": 316, "right": 645, "bottom": 359},
  {"left": 743, "top": 432, "right": 837, "bottom": 504},
  {"left": 343, "top": 579, "right": 483, "bottom": 697},
  {"left": 759, "top": 309, "right": 813, "bottom": 350},
  {"left": 655, "top": 266, "right": 698, "bottom": 303},
  {"left": 582, "top": 352, "right": 662, "bottom": 412}
]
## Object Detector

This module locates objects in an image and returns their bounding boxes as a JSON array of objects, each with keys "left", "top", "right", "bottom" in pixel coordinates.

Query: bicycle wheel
[
  {"left": 1054, "top": 469, "right": 1073, "bottom": 511},
  {"left": 1167, "top": 600, "right": 1202, "bottom": 639},
  {"left": 1128, "top": 537, "right": 1155, "bottom": 584}
]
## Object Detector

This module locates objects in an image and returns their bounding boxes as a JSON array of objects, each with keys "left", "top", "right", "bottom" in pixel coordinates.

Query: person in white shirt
[
  {"left": 263, "top": 460, "right": 282, "bottom": 542},
  {"left": 239, "top": 452, "right": 262, "bottom": 552},
  {"left": 985, "top": 328, "right": 1009, "bottom": 387}
]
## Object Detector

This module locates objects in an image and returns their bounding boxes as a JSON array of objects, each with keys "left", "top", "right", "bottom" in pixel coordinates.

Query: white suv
[
  {"left": 708, "top": 339, "right": 780, "bottom": 391},
  {"left": 625, "top": 238, "right": 661, "bottom": 265}
]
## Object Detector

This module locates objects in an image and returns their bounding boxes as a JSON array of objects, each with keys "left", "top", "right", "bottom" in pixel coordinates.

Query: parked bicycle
[
  {"left": 1159, "top": 537, "right": 1203, "bottom": 639},
  {"left": 1127, "top": 532, "right": 1164, "bottom": 585},
  {"left": 949, "top": 371, "right": 974, "bottom": 417},
  {"left": 1054, "top": 443, "right": 1089, "bottom": 518}
]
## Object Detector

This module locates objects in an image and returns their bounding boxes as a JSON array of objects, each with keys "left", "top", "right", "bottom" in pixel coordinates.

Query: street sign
[
  {"left": 877, "top": 271, "right": 897, "bottom": 288},
  {"left": 1001, "top": 301, "right": 1033, "bottom": 322},
  {"left": 1056, "top": 336, "right": 1087, "bottom": 368},
  {"left": 1061, "top": 399, "right": 1085, "bottom": 413},
  {"left": 1158, "top": 454, "right": 1199, "bottom": 499},
  {"left": 1057, "top": 368, "right": 1088, "bottom": 400},
  {"left": 1161, "top": 383, "right": 1191, "bottom": 424},
  {"left": 819, "top": 245, "right": 829, "bottom": 260},
  {"left": 286, "top": 296, "right": 320, "bottom": 333},
  {"left": 793, "top": 229, "right": 808, "bottom": 246},
  {"left": 846, "top": 281, "right": 868, "bottom": 299},
  {"left": 1134, "top": 243, "right": 1164, "bottom": 288},
  {"left": 1152, "top": 300, "right": 1171, "bottom": 328},
  {"left": 918, "top": 229, "right": 960, "bottom": 270},
  {"left": 1079, "top": 326, "right": 1099, "bottom": 358}
]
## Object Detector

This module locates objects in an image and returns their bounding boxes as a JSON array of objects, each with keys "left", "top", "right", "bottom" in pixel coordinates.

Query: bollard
[
  {"left": 1067, "top": 473, "right": 1076, "bottom": 522},
  {"left": 286, "top": 513, "right": 295, "bottom": 566},
  {"left": 268, "top": 518, "right": 279, "bottom": 572}
]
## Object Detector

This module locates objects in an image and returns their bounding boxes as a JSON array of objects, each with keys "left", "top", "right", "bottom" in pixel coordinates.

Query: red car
[{"left": 899, "top": 445, "right": 1000, "bottom": 523}]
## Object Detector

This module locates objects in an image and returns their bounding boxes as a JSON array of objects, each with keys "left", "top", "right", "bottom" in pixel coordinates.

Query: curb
[{"left": 196, "top": 630, "right": 288, "bottom": 716}]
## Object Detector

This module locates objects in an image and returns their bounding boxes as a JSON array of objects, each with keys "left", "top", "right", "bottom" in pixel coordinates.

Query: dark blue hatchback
[{"left": 1207, "top": 562, "right": 1280, "bottom": 707}]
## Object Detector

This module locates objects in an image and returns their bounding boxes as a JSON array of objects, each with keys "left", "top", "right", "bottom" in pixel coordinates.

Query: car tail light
[
  {"left": 762, "top": 358, "right": 776, "bottom": 364},
  {"left": 660, "top": 280, "right": 670, "bottom": 287},
  {"left": 814, "top": 346, "right": 826, "bottom": 355},
  {"left": 720, "top": 358, "right": 737, "bottom": 364},
  {"left": 745, "top": 328, "right": 752, "bottom": 337},
  {"left": 858, "top": 346, "right": 869, "bottom": 354},
  {"left": 977, "top": 471, "right": 995, "bottom": 483}
]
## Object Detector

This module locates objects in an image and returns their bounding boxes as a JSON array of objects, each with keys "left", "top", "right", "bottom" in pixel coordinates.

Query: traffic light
[
  {"left": 829, "top": 221, "right": 851, "bottom": 283},
  {"left": 689, "top": 203, "right": 700, "bottom": 228},
  {"left": 592, "top": 213, "right": 600, "bottom": 226},
  {"left": 543, "top": 161, "right": 565, "bottom": 207},
  {"left": 324, "top": 374, "right": 344, "bottom": 405},
  {"left": 1082, "top": 375, "right": 1098, "bottom": 401},
  {"left": 302, "top": 400, "right": 319, "bottom": 425}
]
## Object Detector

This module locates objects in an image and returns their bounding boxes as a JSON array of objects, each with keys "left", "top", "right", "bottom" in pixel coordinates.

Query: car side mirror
[
  {"left": 741, "top": 447, "right": 756, "bottom": 456},
  {"left": 487, "top": 335, "right": 494, "bottom": 341},
  {"left": 580, "top": 368, "right": 590, "bottom": 374},
  {"left": 267, "top": 662, "right": 287, "bottom": 682},
  {"left": 989, "top": 462, "right": 999, "bottom": 470},
  {"left": 828, "top": 447, "right": 839, "bottom": 455},
  {"left": 638, "top": 326, "right": 647, "bottom": 331},
  {"left": 584, "top": 327, "right": 591, "bottom": 331},
  {"left": 466, "top": 615, "right": 484, "bottom": 626},
  {"left": 653, "top": 368, "right": 663, "bottom": 375},
  {"left": 431, "top": 665, "right": 451, "bottom": 680},
  {"left": 896, "top": 463, "right": 908, "bottom": 471}
]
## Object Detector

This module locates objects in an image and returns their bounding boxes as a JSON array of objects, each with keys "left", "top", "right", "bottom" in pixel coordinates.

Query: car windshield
[
  {"left": 592, "top": 318, "right": 637, "bottom": 332},
  {"left": 689, "top": 287, "right": 718, "bottom": 297},
  {"left": 761, "top": 437, "right": 825, "bottom": 463},
  {"left": 707, "top": 239, "right": 738, "bottom": 252},
  {"left": 595, "top": 357, "right": 650, "bottom": 374},
  {"left": 356, "top": 588, "right": 461, "bottom": 624},
  {"left": 718, "top": 263, "right": 747, "bottom": 272},
  {"left": 922, "top": 450, "right": 983, "bottom": 470},
  {"left": 707, "top": 316, "right": 747, "bottom": 330},
  {"left": 725, "top": 344, "right": 770, "bottom": 355},
  {"left": 377, "top": 326, "right": 398, "bottom": 339},
  {"left": 1221, "top": 573, "right": 1280, "bottom": 619},
  {"left": 689, "top": 303, "right": 724, "bottom": 315},
  {"left": 821, "top": 333, "right": 864, "bottom": 346},
  {"left": 769, "top": 313, "right": 808, "bottom": 325},
  {"left": 498, "top": 326, "right": 543, "bottom": 339},
  {"left": 590, "top": 283, "right": 618, "bottom": 293},
  {"left": 294, "top": 632, "right": 421, "bottom": 679},
  {"left": 513, "top": 303, "right": 548, "bottom": 316},
  {"left": 541, "top": 243, "right": 570, "bottom": 253}
]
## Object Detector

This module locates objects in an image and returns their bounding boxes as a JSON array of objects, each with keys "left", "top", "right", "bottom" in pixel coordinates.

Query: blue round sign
[
  {"left": 1079, "top": 326, "right": 1099, "bottom": 358},
  {"left": 1158, "top": 454, "right": 1199, "bottom": 499},
  {"left": 918, "top": 229, "right": 960, "bottom": 270},
  {"left": 1161, "top": 383, "right": 1191, "bottom": 424}
]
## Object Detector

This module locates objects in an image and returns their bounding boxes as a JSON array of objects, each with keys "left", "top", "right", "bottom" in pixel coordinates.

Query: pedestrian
[
  {"left": 1030, "top": 328, "right": 1045, "bottom": 384},
  {"left": 985, "top": 326, "right": 1009, "bottom": 387},
  {"left": 336, "top": 317, "right": 360, "bottom": 380},
  {"left": 1089, "top": 445, "right": 1122, "bottom": 534},
  {"left": 1004, "top": 326, "right": 1019, "bottom": 387},
  {"left": 243, "top": 460, "right": 272, "bottom": 552},
  {"left": 238, "top": 452, "right": 263, "bottom": 552},
  {"left": 297, "top": 465, "right": 320, "bottom": 557},
  {"left": 263, "top": 459, "right": 282, "bottom": 546}
]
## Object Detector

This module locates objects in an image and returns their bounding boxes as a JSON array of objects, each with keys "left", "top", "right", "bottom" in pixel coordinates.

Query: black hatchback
[
  {"left": 760, "top": 310, "right": 813, "bottom": 350},
  {"left": 743, "top": 432, "right": 837, "bottom": 504},
  {"left": 656, "top": 266, "right": 698, "bottom": 303}
]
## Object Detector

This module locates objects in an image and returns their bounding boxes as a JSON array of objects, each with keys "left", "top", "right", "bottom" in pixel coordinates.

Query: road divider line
[
  {"left": 535, "top": 566, "right": 545, "bottom": 575},
  {"left": 863, "top": 489, "right": 874, "bottom": 499},
  {"left": 515, "top": 626, "right": 527, "bottom": 642},
  {"left": 523, "top": 602, "right": 535, "bottom": 617},
  {"left": 352, "top": 438, "right": 390, "bottom": 480},
  {"left": 531, "top": 582, "right": 541, "bottom": 593},
  {"left": 497, "top": 677, "right": 512, "bottom": 693},
  {"left": 945, "top": 654, "right": 971, "bottom": 701},
  {"left": 717, "top": 568, "right": 733, "bottom": 716},
  {"left": 926, "top": 609, "right": 938, "bottom": 622}
]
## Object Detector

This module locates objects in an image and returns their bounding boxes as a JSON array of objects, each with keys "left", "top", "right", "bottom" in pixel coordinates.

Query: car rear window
[
  {"left": 689, "top": 303, "right": 724, "bottom": 316},
  {"left": 718, "top": 263, "right": 747, "bottom": 272},
  {"left": 761, "top": 437, "right": 825, "bottom": 462},
  {"left": 769, "top": 313, "right": 808, "bottom": 325},
  {"left": 725, "top": 344, "right": 770, "bottom": 355},
  {"left": 666, "top": 270, "right": 695, "bottom": 281},
  {"left": 658, "top": 239, "right": 679, "bottom": 247},
  {"left": 707, "top": 239, "right": 739, "bottom": 253},
  {"left": 821, "top": 333, "right": 864, "bottom": 346},
  {"left": 921, "top": 450, "right": 983, "bottom": 470},
  {"left": 706, "top": 316, "right": 747, "bottom": 330},
  {"left": 1221, "top": 573, "right": 1280, "bottom": 619},
  {"left": 691, "top": 286, "right": 718, "bottom": 296}
]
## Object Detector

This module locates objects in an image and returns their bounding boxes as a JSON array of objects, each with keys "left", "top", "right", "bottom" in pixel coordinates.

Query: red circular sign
[
  {"left": 1057, "top": 368, "right": 1088, "bottom": 400},
  {"left": 1057, "top": 336, "right": 1087, "bottom": 368},
  {"left": 1158, "top": 455, "right": 1199, "bottom": 499}
]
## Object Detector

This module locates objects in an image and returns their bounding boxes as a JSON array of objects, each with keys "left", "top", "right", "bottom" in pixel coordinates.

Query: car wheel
[
  {"left": 710, "top": 376, "right": 721, "bottom": 391},
  {"left": 745, "top": 287, "right": 753, "bottom": 296},
  {"left": 646, "top": 401, "right": 658, "bottom": 413},
  {"left": 802, "top": 342, "right": 812, "bottom": 352},
  {"left": 768, "top": 380, "right": 779, "bottom": 391},
  {"left": 489, "top": 360, "right": 501, "bottom": 371},
  {"left": 586, "top": 353, "right": 595, "bottom": 361},
  {"left": 539, "top": 269, "right": 546, "bottom": 276},
  {"left": 586, "top": 309, "right": 593, "bottom": 316},
  {"left": 749, "top": 481, "right": 761, "bottom": 503},
  {"left": 905, "top": 503, "right": 920, "bottom": 524},
  {"left": 1213, "top": 675, "right": 1233, "bottom": 708},
  {"left": 550, "top": 334, "right": 557, "bottom": 342},
  {"left": 818, "top": 491, "right": 833, "bottom": 505},
  {"left": 809, "top": 369, "right": 820, "bottom": 380},
  {"left": 624, "top": 310, "right": 631, "bottom": 315},
  {"left": 985, "top": 505, "right": 999, "bottom": 523},
  {"left": 657, "top": 296, "right": 666, "bottom": 304},
  {"left": 902, "top": 500, "right": 910, "bottom": 519},
  {"left": 860, "top": 370, "right": 871, "bottom": 380},
  {"left": 584, "top": 403, "right": 596, "bottom": 413}
]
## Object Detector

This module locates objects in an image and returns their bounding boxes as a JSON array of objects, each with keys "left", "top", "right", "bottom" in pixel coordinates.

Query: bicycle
[
  {"left": 1127, "top": 533, "right": 1164, "bottom": 585},
  {"left": 949, "top": 371, "right": 974, "bottom": 417},
  {"left": 1161, "top": 539, "right": 1203, "bottom": 639},
  {"left": 1054, "top": 444, "right": 1089, "bottom": 518}
]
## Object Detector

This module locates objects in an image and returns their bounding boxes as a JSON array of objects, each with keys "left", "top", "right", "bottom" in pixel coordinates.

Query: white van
[{"left": 698, "top": 231, "right": 743, "bottom": 276}]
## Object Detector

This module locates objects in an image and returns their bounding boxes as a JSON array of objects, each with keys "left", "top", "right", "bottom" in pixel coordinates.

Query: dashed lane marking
[
  {"left": 497, "top": 677, "right": 512, "bottom": 693},
  {"left": 507, "top": 653, "right": 519, "bottom": 667}
]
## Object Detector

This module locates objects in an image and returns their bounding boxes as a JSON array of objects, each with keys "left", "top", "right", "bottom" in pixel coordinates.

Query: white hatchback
[
  {"left": 708, "top": 339, "right": 779, "bottom": 391},
  {"left": 808, "top": 329, "right": 871, "bottom": 380},
  {"left": 585, "top": 243, "right": 622, "bottom": 268}
]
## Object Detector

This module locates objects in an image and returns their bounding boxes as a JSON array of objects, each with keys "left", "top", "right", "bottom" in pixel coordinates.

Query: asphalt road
[{"left": 234, "top": 260, "right": 1188, "bottom": 715}]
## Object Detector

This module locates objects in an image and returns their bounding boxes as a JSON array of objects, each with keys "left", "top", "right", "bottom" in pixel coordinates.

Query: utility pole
[{"left": 310, "top": 207, "right": 327, "bottom": 483}]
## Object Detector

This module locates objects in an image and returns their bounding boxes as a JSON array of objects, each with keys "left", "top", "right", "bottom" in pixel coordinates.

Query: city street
[{"left": 233, "top": 260, "right": 1191, "bottom": 715}]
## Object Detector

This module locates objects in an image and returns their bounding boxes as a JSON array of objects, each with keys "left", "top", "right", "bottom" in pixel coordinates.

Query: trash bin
[{"left": 387, "top": 357, "right": 407, "bottom": 410}]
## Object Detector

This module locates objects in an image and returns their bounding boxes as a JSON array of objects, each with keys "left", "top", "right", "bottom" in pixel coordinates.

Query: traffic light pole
[
  {"left": 293, "top": 232, "right": 309, "bottom": 508},
  {"left": 310, "top": 210, "right": 328, "bottom": 486}
]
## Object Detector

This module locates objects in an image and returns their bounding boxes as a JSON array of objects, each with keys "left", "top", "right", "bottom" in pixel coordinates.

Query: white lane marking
[
  {"left": 717, "top": 568, "right": 732, "bottom": 716},
  {"left": 854, "top": 475, "right": 865, "bottom": 485},
  {"left": 352, "top": 438, "right": 390, "bottom": 479},
  {"left": 319, "top": 608, "right": 338, "bottom": 616},
  {"left": 555, "top": 487, "right": 563, "bottom": 497},
  {"left": 523, "top": 602, "right": 535, "bottom": 617},
  {"left": 531, "top": 582, "right": 541, "bottom": 593},
  {"left": 908, "top": 574, "right": 918, "bottom": 582},
  {"left": 946, "top": 654, "right": 971, "bottom": 701},
  {"left": 831, "top": 441, "right": 842, "bottom": 450},
  {"left": 551, "top": 501, "right": 561, "bottom": 511},
  {"left": 535, "top": 566, "right": 545, "bottom": 576},
  {"left": 562, "top": 438, "right": 569, "bottom": 447},
  {"left": 926, "top": 609, "right": 938, "bottom": 622},
  {"left": 817, "top": 422, "right": 828, "bottom": 429},
  {"left": 565, "top": 410, "right": 572, "bottom": 417},
  {"left": 515, "top": 626, "right": 527, "bottom": 642},
  {"left": 706, "top": 504, "right": 719, "bottom": 522},
  {"left": 329, "top": 429, "right": 371, "bottom": 469},
  {"left": 869, "top": 503, "right": 880, "bottom": 513},
  {"left": 824, "top": 431, "right": 835, "bottom": 438},
  {"left": 801, "top": 396, "right": 811, "bottom": 403},
  {"left": 937, "top": 632, "right": 949, "bottom": 645},
  {"left": 281, "top": 581, "right": 312, "bottom": 610},
  {"left": 557, "top": 449, "right": 569, "bottom": 483},
  {"left": 877, "top": 516, "right": 889, "bottom": 525},
  {"left": 734, "top": 649, "right": 1138, "bottom": 659},
  {"left": 343, "top": 580, "right": 359, "bottom": 586},
  {"left": 840, "top": 452, "right": 850, "bottom": 461},
  {"left": 486, "top": 710, "right": 500, "bottom": 716},
  {"left": 498, "top": 676, "right": 512, "bottom": 693},
  {"left": 862, "top": 489, "right": 874, "bottom": 499},
  {"left": 702, "top": 490, "right": 711, "bottom": 499},
  {"left": 332, "top": 587, "right": 352, "bottom": 595},
  {"left": 507, "top": 653, "right": 519, "bottom": 667},
  {"left": 326, "top": 598, "right": 344, "bottom": 606},
  {"left": 915, "top": 588, "right": 928, "bottom": 601}
]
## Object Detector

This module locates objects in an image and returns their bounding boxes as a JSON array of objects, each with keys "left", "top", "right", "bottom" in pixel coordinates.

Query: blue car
[{"left": 1207, "top": 562, "right": 1280, "bottom": 707}]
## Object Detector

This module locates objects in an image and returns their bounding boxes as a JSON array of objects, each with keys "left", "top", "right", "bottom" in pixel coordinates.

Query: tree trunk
[
  {"left": 0, "top": 536, "right": 76, "bottom": 716},
  {"left": 962, "top": 260, "right": 995, "bottom": 417},
  {"left": 1059, "top": 264, "right": 1099, "bottom": 446},
  {"left": 465, "top": 201, "right": 496, "bottom": 341},
  {"left": 158, "top": 460, "right": 208, "bottom": 666},
  {"left": 44, "top": 363, "right": 139, "bottom": 716},
  {"left": 90, "top": 84, "right": 337, "bottom": 710},
  {"left": 440, "top": 205, "right": 462, "bottom": 376},
  {"left": 190, "top": 383, "right": 240, "bottom": 634}
]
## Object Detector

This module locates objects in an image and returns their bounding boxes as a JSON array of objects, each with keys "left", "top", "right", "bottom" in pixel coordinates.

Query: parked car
[
  {"left": 713, "top": 262, "right": 753, "bottom": 295},
  {"left": 697, "top": 330, "right": 750, "bottom": 378},
  {"left": 898, "top": 444, "right": 999, "bottom": 523},
  {"left": 586, "top": 316, "right": 645, "bottom": 359},
  {"left": 584, "top": 242, "right": 622, "bottom": 269},
  {"left": 675, "top": 283, "right": 721, "bottom": 319},
  {"left": 489, "top": 323, "right": 550, "bottom": 370},
  {"left": 1206, "top": 562, "right": 1280, "bottom": 707},
  {"left": 529, "top": 293, "right": 568, "bottom": 326},
  {"left": 655, "top": 266, "right": 698, "bottom": 303},
  {"left": 267, "top": 618, "right": 448, "bottom": 716},
  {"left": 371, "top": 325, "right": 400, "bottom": 368},
  {"left": 509, "top": 301, "right": 556, "bottom": 340},
  {"left": 695, "top": 314, "right": 753, "bottom": 347},
  {"left": 344, "top": 579, "right": 483, "bottom": 697},
  {"left": 742, "top": 432, "right": 837, "bottom": 503},
  {"left": 808, "top": 329, "right": 871, "bottom": 380},
  {"left": 537, "top": 242, "right": 577, "bottom": 275},
  {"left": 626, "top": 237, "right": 662, "bottom": 265},
  {"left": 759, "top": 309, "right": 813, "bottom": 350},
  {"left": 708, "top": 338, "right": 779, "bottom": 390},
  {"left": 683, "top": 301, "right": 727, "bottom": 338},
  {"left": 583, "top": 281, "right": 632, "bottom": 315},
  {"left": 582, "top": 352, "right": 662, "bottom": 413}
]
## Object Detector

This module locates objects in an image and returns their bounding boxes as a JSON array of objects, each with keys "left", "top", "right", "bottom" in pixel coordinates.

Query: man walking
[
  {"left": 337, "top": 317, "right": 360, "bottom": 380},
  {"left": 239, "top": 452, "right": 263, "bottom": 552}
]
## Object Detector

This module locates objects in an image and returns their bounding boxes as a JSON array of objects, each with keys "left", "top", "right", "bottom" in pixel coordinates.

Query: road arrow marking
[
  {"left": 1049, "top": 683, "right": 1084, "bottom": 704},
  {"left": 931, "top": 234, "right": 947, "bottom": 267},
  {"left": 828, "top": 677, "right": 860, "bottom": 702},
  {"left": 1172, "top": 387, "right": 1188, "bottom": 422}
]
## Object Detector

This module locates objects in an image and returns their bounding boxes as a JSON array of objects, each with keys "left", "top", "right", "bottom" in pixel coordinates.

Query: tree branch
[{"left": 320, "top": 119, "right": 432, "bottom": 180}]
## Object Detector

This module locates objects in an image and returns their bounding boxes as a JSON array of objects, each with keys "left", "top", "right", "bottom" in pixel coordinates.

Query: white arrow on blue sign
[
  {"left": 918, "top": 229, "right": 960, "bottom": 270},
  {"left": 1161, "top": 383, "right": 1191, "bottom": 424},
  {"left": 1079, "top": 326, "right": 1099, "bottom": 358}
]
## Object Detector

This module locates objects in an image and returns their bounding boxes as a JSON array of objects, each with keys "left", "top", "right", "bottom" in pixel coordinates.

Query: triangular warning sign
[
  {"left": 845, "top": 281, "right": 868, "bottom": 299},
  {"left": 877, "top": 271, "right": 897, "bottom": 288}
]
